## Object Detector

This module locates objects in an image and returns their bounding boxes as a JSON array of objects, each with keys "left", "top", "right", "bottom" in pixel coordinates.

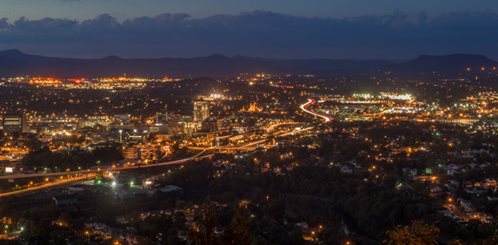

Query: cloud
[{"left": 0, "top": 11, "right": 497, "bottom": 59}]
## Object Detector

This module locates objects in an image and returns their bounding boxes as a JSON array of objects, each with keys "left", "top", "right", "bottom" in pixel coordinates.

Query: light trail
[
  {"left": 0, "top": 150, "right": 208, "bottom": 181},
  {"left": 0, "top": 123, "right": 314, "bottom": 196},
  {"left": 266, "top": 122, "right": 300, "bottom": 132},
  {"left": 187, "top": 126, "right": 313, "bottom": 152},
  {"left": 113, "top": 152, "right": 212, "bottom": 171},
  {"left": 0, "top": 170, "right": 90, "bottom": 180},
  {"left": 0, "top": 100, "right": 326, "bottom": 197},
  {"left": 0, "top": 151, "right": 211, "bottom": 197},
  {"left": 0, "top": 174, "right": 96, "bottom": 198},
  {"left": 299, "top": 99, "right": 333, "bottom": 123}
]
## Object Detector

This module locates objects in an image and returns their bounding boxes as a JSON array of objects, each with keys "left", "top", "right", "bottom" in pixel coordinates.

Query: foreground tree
[
  {"left": 224, "top": 204, "right": 251, "bottom": 245},
  {"left": 385, "top": 220, "right": 439, "bottom": 245}
]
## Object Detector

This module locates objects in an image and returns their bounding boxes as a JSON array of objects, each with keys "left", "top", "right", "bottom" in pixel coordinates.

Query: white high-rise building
[{"left": 193, "top": 100, "right": 210, "bottom": 123}]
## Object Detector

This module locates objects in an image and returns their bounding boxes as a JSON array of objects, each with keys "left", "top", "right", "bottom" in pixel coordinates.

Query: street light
[{"left": 118, "top": 129, "right": 123, "bottom": 143}]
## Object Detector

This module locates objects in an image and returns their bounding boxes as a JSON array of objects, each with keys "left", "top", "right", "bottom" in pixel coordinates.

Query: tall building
[
  {"left": 193, "top": 100, "right": 210, "bottom": 123},
  {"left": 3, "top": 114, "right": 29, "bottom": 133},
  {"left": 155, "top": 105, "right": 169, "bottom": 126}
]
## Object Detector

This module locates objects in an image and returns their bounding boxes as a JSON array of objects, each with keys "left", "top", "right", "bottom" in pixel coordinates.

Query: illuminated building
[
  {"left": 193, "top": 100, "right": 210, "bottom": 123},
  {"left": 182, "top": 121, "right": 197, "bottom": 135},
  {"left": 123, "top": 147, "right": 139, "bottom": 160},
  {"left": 165, "top": 116, "right": 196, "bottom": 136},
  {"left": 78, "top": 116, "right": 111, "bottom": 129},
  {"left": 200, "top": 116, "right": 219, "bottom": 132},
  {"left": 2, "top": 114, "right": 30, "bottom": 133},
  {"left": 155, "top": 106, "right": 169, "bottom": 126},
  {"left": 240, "top": 102, "right": 263, "bottom": 113}
]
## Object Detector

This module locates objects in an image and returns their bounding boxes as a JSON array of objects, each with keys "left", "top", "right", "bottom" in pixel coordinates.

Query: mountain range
[{"left": 0, "top": 49, "right": 495, "bottom": 78}]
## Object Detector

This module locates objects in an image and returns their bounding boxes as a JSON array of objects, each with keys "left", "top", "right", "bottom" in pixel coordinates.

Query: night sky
[{"left": 1, "top": 0, "right": 498, "bottom": 59}]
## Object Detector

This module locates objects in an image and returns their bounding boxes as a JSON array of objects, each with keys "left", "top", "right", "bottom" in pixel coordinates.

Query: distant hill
[
  {"left": 0, "top": 49, "right": 391, "bottom": 77},
  {"left": 395, "top": 54, "right": 497, "bottom": 74},
  {"left": 0, "top": 50, "right": 496, "bottom": 77}
]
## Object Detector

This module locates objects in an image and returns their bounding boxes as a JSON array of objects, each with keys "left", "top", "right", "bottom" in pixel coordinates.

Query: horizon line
[{"left": 0, "top": 49, "right": 493, "bottom": 62}]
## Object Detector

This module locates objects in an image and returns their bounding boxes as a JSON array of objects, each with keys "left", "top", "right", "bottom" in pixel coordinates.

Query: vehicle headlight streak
[{"left": 299, "top": 99, "right": 333, "bottom": 123}]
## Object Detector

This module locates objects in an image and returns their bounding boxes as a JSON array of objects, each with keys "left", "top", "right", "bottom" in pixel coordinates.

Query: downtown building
[{"left": 2, "top": 114, "right": 30, "bottom": 133}]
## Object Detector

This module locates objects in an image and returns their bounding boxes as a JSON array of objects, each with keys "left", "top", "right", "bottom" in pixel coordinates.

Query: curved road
[{"left": 299, "top": 99, "right": 333, "bottom": 123}]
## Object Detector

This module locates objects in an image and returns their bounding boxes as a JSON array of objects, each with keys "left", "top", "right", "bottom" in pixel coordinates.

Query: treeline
[
  {"left": 21, "top": 143, "right": 123, "bottom": 170},
  {"left": 159, "top": 151, "right": 498, "bottom": 244}
]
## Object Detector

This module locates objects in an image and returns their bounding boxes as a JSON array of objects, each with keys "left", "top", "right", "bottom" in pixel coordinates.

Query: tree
[
  {"left": 224, "top": 205, "right": 251, "bottom": 245},
  {"left": 385, "top": 220, "right": 439, "bottom": 245},
  {"left": 190, "top": 203, "right": 221, "bottom": 245},
  {"left": 481, "top": 234, "right": 498, "bottom": 245}
]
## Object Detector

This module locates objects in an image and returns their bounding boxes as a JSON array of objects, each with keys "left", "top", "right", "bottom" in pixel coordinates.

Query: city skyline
[{"left": 0, "top": 1, "right": 497, "bottom": 244}]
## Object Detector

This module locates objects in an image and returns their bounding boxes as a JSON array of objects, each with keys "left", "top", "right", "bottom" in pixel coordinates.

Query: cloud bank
[{"left": 0, "top": 11, "right": 497, "bottom": 59}]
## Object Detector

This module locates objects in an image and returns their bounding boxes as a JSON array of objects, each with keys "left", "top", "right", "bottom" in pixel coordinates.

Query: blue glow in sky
[
  {"left": 1, "top": 0, "right": 498, "bottom": 58},
  {"left": 1, "top": 0, "right": 498, "bottom": 20}
]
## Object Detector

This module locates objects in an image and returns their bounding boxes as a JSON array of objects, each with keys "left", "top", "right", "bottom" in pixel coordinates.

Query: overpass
[
  {"left": 0, "top": 151, "right": 211, "bottom": 197},
  {"left": 0, "top": 150, "right": 209, "bottom": 181},
  {"left": 0, "top": 174, "right": 97, "bottom": 198}
]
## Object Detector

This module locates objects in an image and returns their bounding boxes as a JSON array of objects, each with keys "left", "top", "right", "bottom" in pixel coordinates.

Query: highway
[
  {"left": 188, "top": 126, "right": 314, "bottom": 152},
  {"left": 0, "top": 170, "right": 94, "bottom": 180},
  {"left": 0, "top": 151, "right": 211, "bottom": 197},
  {"left": 266, "top": 121, "right": 300, "bottom": 132},
  {"left": 0, "top": 150, "right": 208, "bottom": 181},
  {"left": 0, "top": 174, "right": 96, "bottom": 198},
  {"left": 300, "top": 99, "right": 333, "bottom": 123},
  {"left": 112, "top": 151, "right": 212, "bottom": 170},
  {"left": 0, "top": 101, "right": 323, "bottom": 196}
]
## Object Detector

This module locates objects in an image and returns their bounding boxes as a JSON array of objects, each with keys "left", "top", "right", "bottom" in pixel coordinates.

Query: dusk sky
[
  {"left": 1, "top": 0, "right": 498, "bottom": 59},
  {"left": 2, "top": 0, "right": 498, "bottom": 20}
]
